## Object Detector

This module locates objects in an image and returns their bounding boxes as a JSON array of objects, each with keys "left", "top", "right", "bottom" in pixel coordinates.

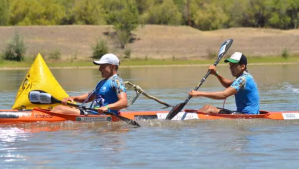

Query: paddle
[
  {"left": 28, "top": 90, "right": 141, "bottom": 127},
  {"left": 165, "top": 39, "right": 234, "bottom": 120}
]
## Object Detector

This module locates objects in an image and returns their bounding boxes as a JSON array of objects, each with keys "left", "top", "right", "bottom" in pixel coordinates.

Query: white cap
[
  {"left": 224, "top": 52, "right": 247, "bottom": 65},
  {"left": 93, "top": 53, "right": 119, "bottom": 66}
]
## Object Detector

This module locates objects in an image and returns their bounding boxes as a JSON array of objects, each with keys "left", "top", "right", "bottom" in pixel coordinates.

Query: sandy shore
[{"left": 0, "top": 25, "right": 299, "bottom": 60}]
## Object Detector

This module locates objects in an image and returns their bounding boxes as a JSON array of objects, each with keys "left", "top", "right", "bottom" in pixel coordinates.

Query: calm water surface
[{"left": 0, "top": 64, "right": 299, "bottom": 168}]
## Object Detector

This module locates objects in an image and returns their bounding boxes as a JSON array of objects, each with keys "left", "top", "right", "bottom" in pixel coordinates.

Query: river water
[{"left": 0, "top": 64, "right": 299, "bottom": 168}]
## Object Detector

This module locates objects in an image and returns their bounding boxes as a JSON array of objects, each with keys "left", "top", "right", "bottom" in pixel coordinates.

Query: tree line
[
  {"left": 1, "top": 0, "right": 297, "bottom": 61},
  {"left": 1, "top": 0, "right": 299, "bottom": 30}
]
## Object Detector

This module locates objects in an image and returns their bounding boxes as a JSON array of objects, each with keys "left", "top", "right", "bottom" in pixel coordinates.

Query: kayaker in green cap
[{"left": 189, "top": 52, "right": 260, "bottom": 114}]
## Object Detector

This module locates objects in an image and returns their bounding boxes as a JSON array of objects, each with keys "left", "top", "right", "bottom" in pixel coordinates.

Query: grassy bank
[
  {"left": 0, "top": 55, "right": 298, "bottom": 69},
  {"left": 2, "top": 26, "right": 299, "bottom": 62}
]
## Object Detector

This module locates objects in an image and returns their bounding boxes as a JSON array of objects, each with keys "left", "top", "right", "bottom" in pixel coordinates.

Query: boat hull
[
  {"left": 0, "top": 109, "right": 118, "bottom": 124},
  {"left": 1, "top": 108, "right": 299, "bottom": 124}
]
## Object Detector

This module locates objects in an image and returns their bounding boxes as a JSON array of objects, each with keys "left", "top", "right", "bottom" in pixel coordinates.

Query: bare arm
[
  {"left": 215, "top": 73, "right": 233, "bottom": 88},
  {"left": 209, "top": 65, "right": 233, "bottom": 88},
  {"left": 62, "top": 92, "right": 95, "bottom": 104},
  {"left": 189, "top": 87, "right": 237, "bottom": 100},
  {"left": 107, "top": 92, "right": 128, "bottom": 110}
]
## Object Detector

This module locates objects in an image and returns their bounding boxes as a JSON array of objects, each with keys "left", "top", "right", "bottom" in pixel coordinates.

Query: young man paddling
[
  {"left": 189, "top": 52, "right": 260, "bottom": 114},
  {"left": 51, "top": 53, "right": 128, "bottom": 115}
]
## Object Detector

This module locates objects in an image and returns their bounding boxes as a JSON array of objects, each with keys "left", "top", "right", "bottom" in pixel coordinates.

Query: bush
[
  {"left": 48, "top": 49, "right": 61, "bottom": 60},
  {"left": 116, "top": 30, "right": 130, "bottom": 49},
  {"left": 0, "top": 54, "right": 4, "bottom": 63},
  {"left": 3, "top": 31, "right": 26, "bottom": 61},
  {"left": 124, "top": 48, "right": 131, "bottom": 58},
  {"left": 104, "top": 0, "right": 139, "bottom": 48},
  {"left": 91, "top": 39, "right": 109, "bottom": 59},
  {"left": 282, "top": 48, "right": 289, "bottom": 59}
]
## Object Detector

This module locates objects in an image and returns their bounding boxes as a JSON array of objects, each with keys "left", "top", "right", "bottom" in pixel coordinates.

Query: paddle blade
[
  {"left": 28, "top": 91, "right": 41, "bottom": 103},
  {"left": 165, "top": 103, "right": 186, "bottom": 120},
  {"left": 29, "top": 90, "right": 53, "bottom": 104},
  {"left": 28, "top": 90, "right": 60, "bottom": 104},
  {"left": 113, "top": 113, "right": 141, "bottom": 127},
  {"left": 216, "top": 39, "right": 233, "bottom": 63},
  {"left": 97, "top": 111, "right": 140, "bottom": 127}
]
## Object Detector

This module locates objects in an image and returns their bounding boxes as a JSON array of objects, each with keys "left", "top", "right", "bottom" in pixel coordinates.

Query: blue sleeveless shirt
[
  {"left": 91, "top": 74, "right": 126, "bottom": 114},
  {"left": 231, "top": 72, "right": 260, "bottom": 114}
]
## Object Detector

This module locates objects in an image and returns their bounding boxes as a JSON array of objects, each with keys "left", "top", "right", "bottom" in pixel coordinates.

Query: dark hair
[
  {"left": 239, "top": 54, "right": 248, "bottom": 71},
  {"left": 238, "top": 54, "right": 247, "bottom": 66}
]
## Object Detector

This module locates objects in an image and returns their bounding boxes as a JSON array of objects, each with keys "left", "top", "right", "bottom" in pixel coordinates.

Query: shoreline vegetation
[{"left": 0, "top": 56, "right": 298, "bottom": 70}]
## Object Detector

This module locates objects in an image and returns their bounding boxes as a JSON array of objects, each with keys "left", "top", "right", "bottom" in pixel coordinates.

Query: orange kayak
[{"left": 1, "top": 108, "right": 299, "bottom": 124}]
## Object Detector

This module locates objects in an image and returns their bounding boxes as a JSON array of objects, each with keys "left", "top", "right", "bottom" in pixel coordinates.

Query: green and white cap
[{"left": 224, "top": 52, "right": 247, "bottom": 65}]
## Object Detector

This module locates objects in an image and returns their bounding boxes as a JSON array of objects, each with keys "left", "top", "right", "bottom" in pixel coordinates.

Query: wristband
[
  {"left": 105, "top": 105, "right": 110, "bottom": 112},
  {"left": 215, "top": 71, "right": 219, "bottom": 76}
]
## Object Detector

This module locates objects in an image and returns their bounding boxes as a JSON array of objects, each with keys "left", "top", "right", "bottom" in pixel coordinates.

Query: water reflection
[
  {"left": 0, "top": 127, "right": 28, "bottom": 164},
  {"left": 0, "top": 122, "right": 132, "bottom": 166}
]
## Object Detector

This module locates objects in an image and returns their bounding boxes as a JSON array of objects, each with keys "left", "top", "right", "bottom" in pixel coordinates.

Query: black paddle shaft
[
  {"left": 184, "top": 56, "right": 223, "bottom": 103},
  {"left": 170, "top": 57, "right": 221, "bottom": 115},
  {"left": 65, "top": 101, "right": 141, "bottom": 127},
  {"left": 68, "top": 102, "right": 141, "bottom": 127},
  {"left": 165, "top": 39, "right": 233, "bottom": 120}
]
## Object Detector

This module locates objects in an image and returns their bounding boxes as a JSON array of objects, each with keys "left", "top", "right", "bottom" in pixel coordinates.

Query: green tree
[
  {"left": 28, "top": 0, "right": 66, "bottom": 25},
  {"left": 72, "top": 0, "right": 106, "bottom": 25},
  {"left": 267, "top": 0, "right": 292, "bottom": 29},
  {"left": 135, "top": 0, "right": 152, "bottom": 16},
  {"left": 225, "top": 0, "right": 270, "bottom": 27},
  {"left": 8, "top": 0, "right": 31, "bottom": 25},
  {"left": 192, "top": 1, "right": 228, "bottom": 30},
  {"left": 104, "top": 0, "right": 139, "bottom": 48},
  {"left": 57, "top": 0, "right": 76, "bottom": 24},
  {"left": 287, "top": 0, "right": 299, "bottom": 28},
  {"left": 216, "top": 0, "right": 248, "bottom": 27},
  {"left": 244, "top": 0, "right": 270, "bottom": 27},
  {"left": 142, "top": 0, "right": 182, "bottom": 25},
  {"left": 9, "top": 0, "right": 66, "bottom": 25},
  {"left": 0, "top": 0, "right": 9, "bottom": 25},
  {"left": 173, "top": 0, "right": 192, "bottom": 26}
]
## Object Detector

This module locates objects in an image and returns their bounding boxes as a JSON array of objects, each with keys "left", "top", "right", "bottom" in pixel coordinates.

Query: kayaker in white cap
[
  {"left": 51, "top": 53, "right": 128, "bottom": 115},
  {"left": 189, "top": 52, "right": 260, "bottom": 114}
]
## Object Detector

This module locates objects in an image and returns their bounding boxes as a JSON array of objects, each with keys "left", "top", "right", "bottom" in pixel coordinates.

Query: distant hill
[{"left": 0, "top": 25, "right": 299, "bottom": 60}]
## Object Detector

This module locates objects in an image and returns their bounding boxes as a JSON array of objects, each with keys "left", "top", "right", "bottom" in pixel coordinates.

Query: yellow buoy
[{"left": 12, "top": 53, "right": 68, "bottom": 110}]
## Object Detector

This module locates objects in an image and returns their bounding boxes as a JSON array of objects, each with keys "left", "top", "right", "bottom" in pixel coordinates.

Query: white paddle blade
[
  {"left": 218, "top": 39, "right": 232, "bottom": 56},
  {"left": 39, "top": 93, "right": 52, "bottom": 104},
  {"left": 29, "top": 91, "right": 41, "bottom": 103},
  {"left": 218, "top": 42, "right": 227, "bottom": 56}
]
